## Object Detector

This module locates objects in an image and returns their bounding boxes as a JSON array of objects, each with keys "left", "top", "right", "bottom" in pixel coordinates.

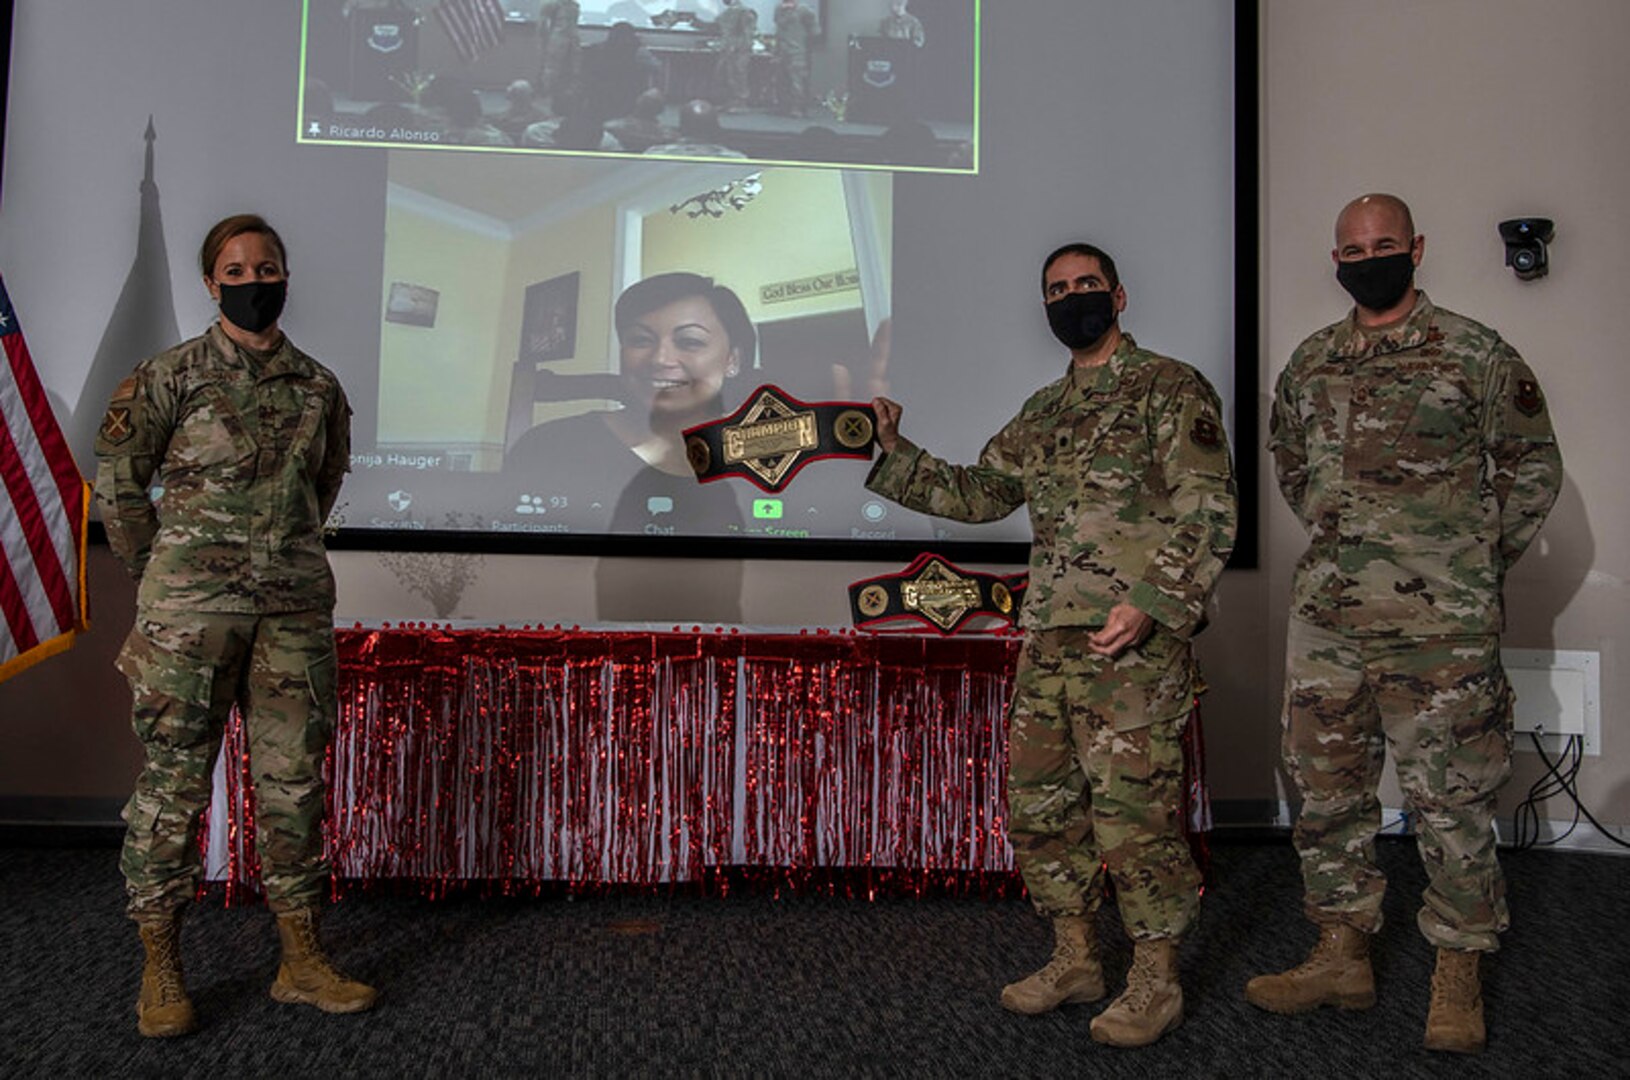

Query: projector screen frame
[
  {"left": 0, "top": 0, "right": 12, "bottom": 212},
  {"left": 62, "top": 0, "right": 1258, "bottom": 571}
]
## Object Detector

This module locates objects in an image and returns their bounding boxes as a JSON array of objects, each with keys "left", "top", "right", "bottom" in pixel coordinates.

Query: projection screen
[{"left": 0, "top": 0, "right": 1248, "bottom": 563}]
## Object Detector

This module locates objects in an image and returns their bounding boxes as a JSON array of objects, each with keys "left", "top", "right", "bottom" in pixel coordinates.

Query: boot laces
[
  {"left": 1431, "top": 953, "right": 1479, "bottom": 1008},
  {"left": 154, "top": 967, "right": 188, "bottom": 1005},
  {"left": 288, "top": 915, "right": 344, "bottom": 982},
  {"left": 1119, "top": 947, "right": 1162, "bottom": 1011},
  {"left": 1291, "top": 929, "right": 1345, "bottom": 977},
  {"left": 1042, "top": 940, "right": 1084, "bottom": 976},
  {"left": 146, "top": 923, "right": 187, "bottom": 1005}
]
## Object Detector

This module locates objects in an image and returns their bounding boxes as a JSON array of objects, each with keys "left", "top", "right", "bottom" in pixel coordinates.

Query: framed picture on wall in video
[
  {"left": 384, "top": 281, "right": 440, "bottom": 328},
  {"left": 519, "top": 272, "right": 580, "bottom": 365}
]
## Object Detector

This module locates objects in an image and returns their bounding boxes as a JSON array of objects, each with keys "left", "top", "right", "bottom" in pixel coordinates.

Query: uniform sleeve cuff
[
  {"left": 865, "top": 438, "right": 923, "bottom": 498},
  {"left": 1128, "top": 580, "right": 1195, "bottom": 636}
]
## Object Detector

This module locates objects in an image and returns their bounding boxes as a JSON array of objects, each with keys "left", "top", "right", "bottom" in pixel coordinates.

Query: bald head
[
  {"left": 1333, "top": 192, "right": 1423, "bottom": 270},
  {"left": 1336, "top": 194, "right": 1414, "bottom": 247}
]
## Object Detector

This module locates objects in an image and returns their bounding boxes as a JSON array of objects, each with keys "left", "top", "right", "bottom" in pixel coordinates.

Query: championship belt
[
  {"left": 848, "top": 553, "right": 1029, "bottom": 635},
  {"left": 683, "top": 384, "right": 877, "bottom": 492}
]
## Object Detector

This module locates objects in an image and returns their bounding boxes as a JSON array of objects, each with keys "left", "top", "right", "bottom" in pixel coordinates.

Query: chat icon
[{"left": 647, "top": 496, "right": 674, "bottom": 515}]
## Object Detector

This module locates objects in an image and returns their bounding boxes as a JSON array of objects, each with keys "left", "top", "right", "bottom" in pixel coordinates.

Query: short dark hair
[
  {"left": 199, "top": 214, "right": 287, "bottom": 278},
  {"left": 1041, "top": 241, "right": 1118, "bottom": 293},
  {"left": 615, "top": 272, "right": 757, "bottom": 368}
]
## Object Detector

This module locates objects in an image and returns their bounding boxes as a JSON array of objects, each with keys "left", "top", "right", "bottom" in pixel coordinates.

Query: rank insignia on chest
[
  {"left": 100, "top": 406, "right": 133, "bottom": 444},
  {"left": 1189, "top": 414, "right": 1222, "bottom": 449},
  {"left": 1514, "top": 378, "right": 1544, "bottom": 417}
]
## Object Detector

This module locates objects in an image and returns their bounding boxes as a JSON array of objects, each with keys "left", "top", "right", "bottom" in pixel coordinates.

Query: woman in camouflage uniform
[{"left": 95, "top": 214, "right": 375, "bottom": 1037}]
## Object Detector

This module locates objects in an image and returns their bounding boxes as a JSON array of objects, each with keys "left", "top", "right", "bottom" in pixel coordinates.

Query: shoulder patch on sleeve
[
  {"left": 1514, "top": 378, "right": 1544, "bottom": 417},
  {"left": 99, "top": 405, "right": 134, "bottom": 445},
  {"left": 110, "top": 374, "right": 138, "bottom": 402},
  {"left": 1170, "top": 391, "right": 1232, "bottom": 479},
  {"left": 1189, "top": 414, "right": 1223, "bottom": 450}
]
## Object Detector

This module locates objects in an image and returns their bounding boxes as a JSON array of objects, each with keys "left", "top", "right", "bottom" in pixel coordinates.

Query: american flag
[
  {"left": 0, "top": 275, "right": 89, "bottom": 683},
  {"left": 434, "top": 0, "right": 507, "bottom": 63}
]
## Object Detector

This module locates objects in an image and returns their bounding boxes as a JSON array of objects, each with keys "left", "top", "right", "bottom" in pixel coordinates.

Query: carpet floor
[{"left": 1, "top": 837, "right": 1624, "bottom": 1078}]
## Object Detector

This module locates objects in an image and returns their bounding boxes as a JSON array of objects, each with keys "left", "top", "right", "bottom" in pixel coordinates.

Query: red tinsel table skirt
[{"left": 202, "top": 626, "right": 1209, "bottom": 900}]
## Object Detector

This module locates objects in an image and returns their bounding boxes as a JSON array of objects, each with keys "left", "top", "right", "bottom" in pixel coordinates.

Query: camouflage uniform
[
  {"left": 880, "top": 11, "right": 925, "bottom": 48},
  {"left": 868, "top": 335, "right": 1238, "bottom": 938},
  {"left": 715, "top": 3, "right": 758, "bottom": 109},
  {"left": 538, "top": 0, "right": 582, "bottom": 104},
  {"left": 772, "top": 1, "right": 819, "bottom": 115},
  {"left": 95, "top": 321, "right": 351, "bottom": 917},
  {"left": 1270, "top": 292, "right": 1562, "bottom": 951}
]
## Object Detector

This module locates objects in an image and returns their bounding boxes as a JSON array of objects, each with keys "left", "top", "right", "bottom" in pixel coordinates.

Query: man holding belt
[{"left": 867, "top": 242, "right": 1238, "bottom": 1047}]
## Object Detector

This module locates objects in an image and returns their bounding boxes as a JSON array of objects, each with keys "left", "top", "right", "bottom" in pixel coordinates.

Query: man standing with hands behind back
[
  {"left": 1248, "top": 194, "right": 1562, "bottom": 1054},
  {"left": 867, "top": 243, "right": 1237, "bottom": 1047}
]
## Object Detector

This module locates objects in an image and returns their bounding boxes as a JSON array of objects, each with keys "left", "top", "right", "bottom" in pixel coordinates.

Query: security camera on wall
[{"left": 1499, "top": 218, "right": 1554, "bottom": 281}]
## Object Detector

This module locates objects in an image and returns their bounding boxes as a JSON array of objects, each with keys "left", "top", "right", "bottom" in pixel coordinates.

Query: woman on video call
[
  {"left": 505, "top": 271, "right": 754, "bottom": 617},
  {"left": 508, "top": 271, "right": 749, "bottom": 461}
]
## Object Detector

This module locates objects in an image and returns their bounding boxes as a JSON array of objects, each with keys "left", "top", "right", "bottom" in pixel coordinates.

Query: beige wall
[
  {"left": 642, "top": 167, "right": 865, "bottom": 326},
  {"left": 4, "top": 1, "right": 1625, "bottom": 843},
  {"left": 1261, "top": 0, "right": 1630, "bottom": 833},
  {"left": 378, "top": 205, "right": 511, "bottom": 448},
  {"left": 505, "top": 202, "right": 621, "bottom": 428}
]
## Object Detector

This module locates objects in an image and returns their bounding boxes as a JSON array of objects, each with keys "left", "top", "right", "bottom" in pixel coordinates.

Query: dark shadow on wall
[
  {"left": 1500, "top": 473, "right": 1618, "bottom": 833},
  {"left": 70, "top": 117, "right": 180, "bottom": 469},
  {"left": 1503, "top": 472, "right": 1594, "bottom": 651}
]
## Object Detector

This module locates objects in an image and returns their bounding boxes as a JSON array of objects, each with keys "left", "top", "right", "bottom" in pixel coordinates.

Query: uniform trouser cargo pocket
[{"left": 116, "top": 616, "right": 242, "bottom": 917}]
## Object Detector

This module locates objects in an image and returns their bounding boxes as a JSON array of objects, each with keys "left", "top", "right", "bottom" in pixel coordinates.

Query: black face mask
[
  {"left": 1045, "top": 289, "right": 1117, "bottom": 351},
  {"left": 1335, "top": 252, "right": 1415, "bottom": 313},
  {"left": 216, "top": 280, "right": 287, "bottom": 334}
]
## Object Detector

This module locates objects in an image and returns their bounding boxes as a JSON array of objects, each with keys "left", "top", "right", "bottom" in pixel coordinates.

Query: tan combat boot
[
  {"left": 135, "top": 913, "right": 198, "bottom": 1038},
  {"left": 1089, "top": 937, "right": 1183, "bottom": 1047},
  {"left": 1424, "top": 948, "right": 1485, "bottom": 1054},
  {"left": 270, "top": 908, "right": 379, "bottom": 1014},
  {"left": 1245, "top": 923, "right": 1375, "bottom": 1013},
  {"left": 1000, "top": 914, "right": 1105, "bottom": 1014}
]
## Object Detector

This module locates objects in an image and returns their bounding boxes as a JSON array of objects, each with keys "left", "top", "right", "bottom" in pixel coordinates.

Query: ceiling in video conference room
[{"left": 387, "top": 150, "right": 633, "bottom": 223}]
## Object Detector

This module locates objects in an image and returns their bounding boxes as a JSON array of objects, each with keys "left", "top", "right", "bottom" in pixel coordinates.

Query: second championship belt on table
[{"left": 849, "top": 553, "right": 1028, "bottom": 635}]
